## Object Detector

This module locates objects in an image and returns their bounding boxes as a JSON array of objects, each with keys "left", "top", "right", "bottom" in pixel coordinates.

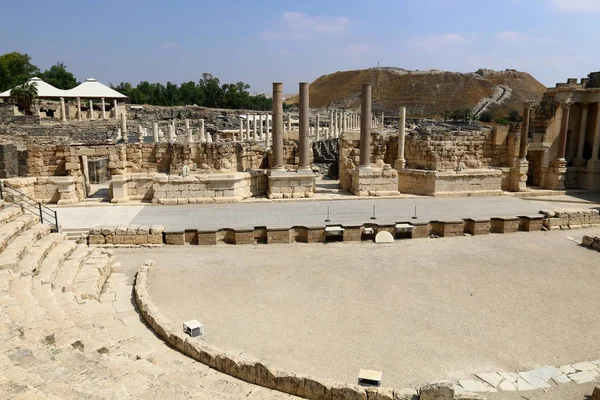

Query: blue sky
[{"left": 1, "top": 0, "right": 599, "bottom": 93}]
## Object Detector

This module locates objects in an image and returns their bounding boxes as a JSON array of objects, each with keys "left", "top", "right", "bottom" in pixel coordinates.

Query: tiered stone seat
[{"left": 0, "top": 201, "right": 292, "bottom": 399}]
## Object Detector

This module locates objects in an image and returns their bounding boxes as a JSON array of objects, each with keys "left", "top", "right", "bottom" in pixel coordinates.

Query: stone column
[
  {"left": 186, "top": 125, "right": 193, "bottom": 143},
  {"left": 272, "top": 83, "right": 284, "bottom": 170},
  {"left": 239, "top": 117, "right": 244, "bottom": 141},
  {"left": 168, "top": 124, "right": 175, "bottom": 143},
  {"left": 60, "top": 97, "right": 66, "bottom": 121},
  {"left": 298, "top": 82, "right": 310, "bottom": 170},
  {"left": 266, "top": 114, "right": 271, "bottom": 146},
  {"left": 334, "top": 111, "right": 339, "bottom": 137},
  {"left": 574, "top": 103, "right": 589, "bottom": 167},
  {"left": 137, "top": 125, "right": 144, "bottom": 143},
  {"left": 395, "top": 107, "right": 407, "bottom": 170},
  {"left": 518, "top": 101, "right": 534, "bottom": 160},
  {"left": 359, "top": 84, "right": 372, "bottom": 168},
  {"left": 557, "top": 102, "right": 571, "bottom": 162},
  {"left": 77, "top": 97, "right": 82, "bottom": 121},
  {"left": 121, "top": 112, "right": 127, "bottom": 134},
  {"left": 199, "top": 119, "right": 206, "bottom": 143},
  {"left": 185, "top": 119, "right": 190, "bottom": 131},
  {"left": 315, "top": 114, "right": 320, "bottom": 141},
  {"left": 253, "top": 114, "right": 258, "bottom": 140},
  {"left": 329, "top": 110, "right": 333, "bottom": 139},
  {"left": 113, "top": 100, "right": 118, "bottom": 119},
  {"left": 117, "top": 128, "right": 122, "bottom": 141},
  {"left": 245, "top": 115, "right": 250, "bottom": 141},
  {"left": 381, "top": 112, "right": 385, "bottom": 128},
  {"left": 89, "top": 100, "right": 94, "bottom": 120},
  {"left": 153, "top": 122, "right": 159, "bottom": 142},
  {"left": 589, "top": 103, "right": 600, "bottom": 168},
  {"left": 287, "top": 114, "right": 292, "bottom": 133},
  {"left": 101, "top": 98, "right": 106, "bottom": 119},
  {"left": 260, "top": 114, "right": 266, "bottom": 140}
]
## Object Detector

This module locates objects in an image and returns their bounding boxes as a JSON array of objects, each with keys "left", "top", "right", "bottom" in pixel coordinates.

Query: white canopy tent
[{"left": 0, "top": 77, "right": 127, "bottom": 99}]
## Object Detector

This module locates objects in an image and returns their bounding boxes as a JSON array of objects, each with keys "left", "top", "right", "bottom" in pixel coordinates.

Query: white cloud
[
  {"left": 551, "top": 0, "right": 600, "bottom": 12},
  {"left": 495, "top": 31, "right": 528, "bottom": 41},
  {"left": 161, "top": 42, "right": 180, "bottom": 49},
  {"left": 412, "top": 33, "right": 468, "bottom": 50},
  {"left": 259, "top": 12, "right": 350, "bottom": 40}
]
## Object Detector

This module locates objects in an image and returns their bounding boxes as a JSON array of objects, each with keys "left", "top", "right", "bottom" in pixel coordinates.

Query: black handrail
[{"left": 0, "top": 181, "right": 59, "bottom": 232}]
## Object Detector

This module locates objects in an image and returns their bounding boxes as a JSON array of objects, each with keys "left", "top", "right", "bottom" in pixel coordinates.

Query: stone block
[
  {"left": 491, "top": 217, "right": 520, "bottom": 233},
  {"left": 518, "top": 216, "right": 544, "bottom": 232},
  {"left": 410, "top": 222, "right": 429, "bottom": 238},
  {"left": 431, "top": 220, "right": 464, "bottom": 237},
  {"left": 419, "top": 382, "right": 454, "bottom": 400},
  {"left": 307, "top": 227, "right": 326, "bottom": 243},
  {"left": 111, "top": 235, "right": 127, "bottom": 244},
  {"left": 343, "top": 226, "right": 361, "bottom": 242},
  {"left": 267, "top": 229, "right": 291, "bottom": 244},
  {"left": 88, "top": 234, "right": 106, "bottom": 245},
  {"left": 147, "top": 234, "right": 163, "bottom": 244},
  {"left": 164, "top": 231, "right": 185, "bottom": 245},
  {"left": 464, "top": 218, "right": 490, "bottom": 236},
  {"left": 235, "top": 230, "right": 254, "bottom": 245},
  {"left": 198, "top": 231, "right": 217, "bottom": 245}
]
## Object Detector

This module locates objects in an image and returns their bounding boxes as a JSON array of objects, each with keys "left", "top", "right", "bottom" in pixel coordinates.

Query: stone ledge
[{"left": 134, "top": 261, "right": 460, "bottom": 400}]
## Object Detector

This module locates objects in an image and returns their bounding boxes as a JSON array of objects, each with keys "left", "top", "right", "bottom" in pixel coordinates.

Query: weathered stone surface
[{"left": 419, "top": 382, "right": 454, "bottom": 400}]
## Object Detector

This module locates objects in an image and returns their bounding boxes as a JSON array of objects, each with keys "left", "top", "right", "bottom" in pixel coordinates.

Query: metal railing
[{"left": 0, "top": 181, "right": 59, "bottom": 232}]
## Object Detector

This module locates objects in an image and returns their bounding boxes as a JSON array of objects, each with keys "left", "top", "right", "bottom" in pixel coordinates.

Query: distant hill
[{"left": 287, "top": 67, "right": 547, "bottom": 118}]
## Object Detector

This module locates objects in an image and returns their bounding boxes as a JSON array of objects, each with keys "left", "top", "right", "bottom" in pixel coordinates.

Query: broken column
[
  {"left": 153, "top": 123, "right": 159, "bottom": 142},
  {"left": 120, "top": 112, "right": 127, "bottom": 135},
  {"left": 199, "top": 119, "right": 205, "bottom": 142},
  {"left": 77, "top": 97, "right": 82, "bottom": 121},
  {"left": 101, "top": 98, "right": 106, "bottom": 119},
  {"left": 113, "top": 100, "right": 118, "bottom": 119},
  {"left": 60, "top": 97, "right": 66, "bottom": 121},
  {"left": 89, "top": 100, "right": 94, "bottom": 120},
  {"left": 168, "top": 124, "right": 175, "bottom": 143},
  {"left": 186, "top": 124, "right": 194, "bottom": 143},
  {"left": 395, "top": 107, "right": 407, "bottom": 170},
  {"left": 287, "top": 114, "right": 292, "bottom": 133},
  {"left": 298, "top": 82, "right": 311, "bottom": 171}
]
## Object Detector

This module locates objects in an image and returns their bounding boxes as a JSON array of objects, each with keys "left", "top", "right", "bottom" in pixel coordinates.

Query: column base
[
  {"left": 545, "top": 159, "right": 567, "bottom": 190},
  {"left": 394, "top": 158, "right": 406, "bottom": 171},
  {"left": 509, "top": 159, "right": 529, "bottom": 192}
]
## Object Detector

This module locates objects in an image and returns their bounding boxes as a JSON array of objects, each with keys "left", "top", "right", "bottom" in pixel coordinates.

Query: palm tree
[{"left": 11, "top": 81, "right": 38, "bottom": 115}]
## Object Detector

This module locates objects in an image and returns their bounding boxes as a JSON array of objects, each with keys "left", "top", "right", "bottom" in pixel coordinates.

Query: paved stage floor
[
  {"left": 56, "top": 195, "right": 599, "bottom": 231},
  {"left": 114, "top": 227, "right": 600, "bottom": 391}
]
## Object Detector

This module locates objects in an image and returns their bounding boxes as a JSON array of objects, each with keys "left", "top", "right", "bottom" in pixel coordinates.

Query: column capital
[
  {"left": 523, "top": 100, "right": 535, "bottom": 108},
  {"left": 560, "top": 101, "right": 572, "bottom": 110}
]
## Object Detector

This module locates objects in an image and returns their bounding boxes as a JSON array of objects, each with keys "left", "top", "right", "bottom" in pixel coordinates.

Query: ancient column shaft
[
  {"left": 298, "top": 82, "right": 310, "bottom": 170},
  {"left": 518, "top": 102, "right": 533, "bottom": 160},
  {"left": 60, "top": 97, "right": 66, "bottom": 121},
  {"left": 315, "top": 114, "right": 320, "bottom": 141},
  {"left": 591, "top": 103, "right": 600, "bottom": 163},
  {"left": 89, "top": 100, "right": 94, "bottom": 120},
  {"left": 575, "top": 103, "right": 589, "bottom": 163},
  {"left": 113, "top": 100, "right": 118, "bottom": 119},
  {"left": 101, "top": 98, "right": 106, "bottom": 119},
  {"left": 272, "top": 83, "right": 284, "bottom": 169},
  {"left": 239, "top": 117, "right": 244, "bottom": 141},
  {"left": 245, "top": 116, "right": 250, "bottom": 140},
  {"left": 121, "top": 112, "right": 127, "bottom": 133},
  {"left": 153, "top": 123, "right": 159, "bottom": 142},
  {"left": 396, "top": 107, "right": 406, "bottom": 170},
  {"left": 557, "top": 103, "right": 571, "bottom": 161},
  {"left": 359, "top": 84, "right": 372, "bottom": 168},
  {"left": 266, "top": 114, "right": 271, "bottom": 146},
  {"left": 77, "top": 97, "right": 82, "bottom": 121}
]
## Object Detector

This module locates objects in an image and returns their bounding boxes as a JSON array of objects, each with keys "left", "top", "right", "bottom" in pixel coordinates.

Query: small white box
[
  {"left": 358, "top": 369, "right": 382, "bottom": 387},
  {"left": 183, "top": 319, "right": 204, "bottom": 337}
]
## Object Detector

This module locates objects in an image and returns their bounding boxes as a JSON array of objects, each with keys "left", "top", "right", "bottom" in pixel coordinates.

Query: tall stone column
[
  {"left": 518, "top": 102, "right": 533, "bottom": 160},
  {"left": 121, "top": 112, "right": 127, "bottom": 134},
  {"left": 77, "top": 97, "right": 82, "bottom": 121},
  {"left": 287, "top": 114, "right": 292, "bottom": 132},
  {"left": 395, "top": 107, "right": 407, "bottom": 170},
  {"left": 185, "top": 119, "right": 190, "bottom": 131},
  {"left": 266, "top": 114, "right": 271, "bottom": 146},
  {"left": 89, "top": 100, "right": 94, "bottom": 120},
  {"left": 60, "top": 97, "right": 66, "bottom": 121},
  {"left": 334, "top": 111, "right": 339, "bottom": 137},
  {"left": 101, "top": 98, "right": 106, "bottom": 119},
  {"left": 153, "top": 122, "right": 159, "bottom": 142},
  {"left": 359, "top": 84, "right": 372, "bottom": 168},
  {"left": 574, "top": 103, "right": 589, "bottom": 167},
  {"left": 298, "top": 82, "right": 310, "bottom": 171},
  {"left": 329, "top": 110, "right": 333, "bottom": 139},
  {"left": 113, "top": 100, "right": 118, "bottom": 119},
  {"left": 589, "top": 103, "right": 600, "bottom": 168},
  {"left": 199, "top": 119, "right": 205, "bottom": 143},
  {"left": 341, "top": 111, "right": 346, "bottom": 133},
  {"left": 186, "top": 125, "right": 193, "bottom": 143},
  {"left": 272, "top": 83, "right": 284, "bottom": 170},
  {"left": 168, "top": 124, "right": 175, "bottom": 143},
  {"left": 239, "top": 117, "right": 244, "bottom": 141},
  {"left": 557, "top": 102, "right": 571, "bottom": 162},
  {"left": 245, "top": 115, "right": 250, "bottom": 140},
  {"left": 512, "top": 101, "right": 534, "bottom": 191},
  {"left": 315, "top": 114, "right": 320, "bottom": 141},
  {"left": 253, "top": 114, "right": 258, "bottom": 140},
  {"left": 258, "top": 114, "right": 264, "bottom": 140}
]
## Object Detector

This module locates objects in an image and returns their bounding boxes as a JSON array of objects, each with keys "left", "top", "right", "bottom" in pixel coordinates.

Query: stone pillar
[
  {"left": 574, "top": 103, "right": 589, "bottom": 167},
  {"left": 381, "top": 112, "right": 385, "bottom": 128},
  {"left": 328, "top": 110, "right": 333, "bottom": 139},
  {"left": 101, "top": 98, "right": 106, "bottom": 119},
  {"left": 287, "top": 114, "right": 292, "bottom": 133},
  {"left": 184, "top": 119, "right": 190, "bottom": 131},
  {"left": 272, "top": 83, "right": 284, "bottom": 170},
  {"left": 153, "top": 123, "right": 159, "bottom": 142},
  {"left": 159, "top": 129, "right": 164, "bottom": 139},
  {"left": 245, "top": 115, "right": 250, "bottom": 141},
  {"left": 315, "top": 114, "right": 320, "bottom": 141},
  {"left": 253, "top": 114, "right": 258, "bottom": 140},
  {"left": 120, "top": 112, "right": 127, "bottom": 134},
  {"left": 557, "top": 102, "right": 571, "bottom": 162},
  {"left": 199, "top": 119, "right": 206, "bottom": 143},
  {"left": 89, "top": 100, "right": 94, "bottom": 120},
  {"left": 113, "top": 100, "right": 118, "bottom": 119},
  {"left": 518, "top": 102, "right": 533, "bottom": 160},
  {"left": 589, "top": 103, "right": 600, "bottom": 168},
  {"left": 60, "top": 97, "right": 66, "bottom": 121},
  {"left": 266, "top": 114, "right": 271, "bottom": 146},
  {"left": 298, "top": 82, "right": 310, "bottom": 170},
  {"left": 334, "top": 111, "right": 338, "bottom": 137},
  {"left": 512, "top": 101, "right": 534, "bottom": 191},
  {"left": 168, "top": 124, "right": 175, "bottom": 143},
  {"left": 77, "top": 97, "right": 82, "bottom": 121},
  {"left": 395, "top": 107, "right": 407, "bottom": 170},
  {"left": 359, "top": 84, "right": 372, "bottom": 168},
  {"left": 239, "top": 117, "right": 244, "bottom": 141},
  {"left": 186, "top": 125, "right": 193, "bottom": 143}
]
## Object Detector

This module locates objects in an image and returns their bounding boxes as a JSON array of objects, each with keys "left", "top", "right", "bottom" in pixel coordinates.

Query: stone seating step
[
  {"left": 0, "top": 224, "right": 51, "bottom": 271},
  {"left": 0, "top": 214, "right": 39, "bottom": 254},
  {"left": 0, "top": 205, "right": 22, "bottom": 225},
  {"left": 51, "top": 244, "right": 91, "bottom": 292},
  {"left": 37, "top": 240, "right": 77, "bottom": 285},
  {"left": 73, "top": 249, "right": 116, "bottom": 301},
  {"left": 17, "top": 232, "right": 66, "bottom": 276}
]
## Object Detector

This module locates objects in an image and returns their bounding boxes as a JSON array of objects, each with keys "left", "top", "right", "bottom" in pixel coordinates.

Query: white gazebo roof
[
  {"left": 0, "top": 77, "right": 67, "bottom": 98},
  {"left": 67, "top": 78, "right": 127, "bottom": 99},
  {"left": 0, "top": 77, "right": 127, "bottom": 99}
]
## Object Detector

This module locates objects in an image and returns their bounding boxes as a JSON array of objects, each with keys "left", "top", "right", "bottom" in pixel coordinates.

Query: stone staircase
[{"left": 0, "top": 201, "right": 292, "bottom": 399}]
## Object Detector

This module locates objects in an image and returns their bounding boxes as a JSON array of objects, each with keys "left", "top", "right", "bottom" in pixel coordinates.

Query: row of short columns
[
  {"left": 116, "top": 116, "right": 208, "bottom": 144},
  {"left": 59, "top": 97, "right": 119, "bottom": 122}
]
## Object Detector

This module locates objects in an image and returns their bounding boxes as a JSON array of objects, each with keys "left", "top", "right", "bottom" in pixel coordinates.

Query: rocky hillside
[{"left": 287, "top": 67, "right": 547, "bottom": 118}]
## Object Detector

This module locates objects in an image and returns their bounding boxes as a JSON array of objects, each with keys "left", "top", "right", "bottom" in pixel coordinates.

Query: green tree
[
  {"left": 478, "top": 111, "right": 493, "bottom": 123},
  {"left": 507, "top": 109, "right": 521, "bottom": 122},
  {"left": 38, "top": 62, "right": 78, "bottom": 89},
  {"left": 0, "top": 52, "right": 39, "bottom": 91},
  {"left": 11, "top": 81, "right": 38, "bottom": 114}
]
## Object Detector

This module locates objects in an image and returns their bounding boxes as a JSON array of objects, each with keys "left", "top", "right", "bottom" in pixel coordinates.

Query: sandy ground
[{"left": 113, "top": 228, "right": 600, "bottom": 397}]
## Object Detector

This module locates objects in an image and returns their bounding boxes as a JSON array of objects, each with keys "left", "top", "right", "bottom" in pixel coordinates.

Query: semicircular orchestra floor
[{"left": 114, "top": 227, "right": 600, "bottom": 391}]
